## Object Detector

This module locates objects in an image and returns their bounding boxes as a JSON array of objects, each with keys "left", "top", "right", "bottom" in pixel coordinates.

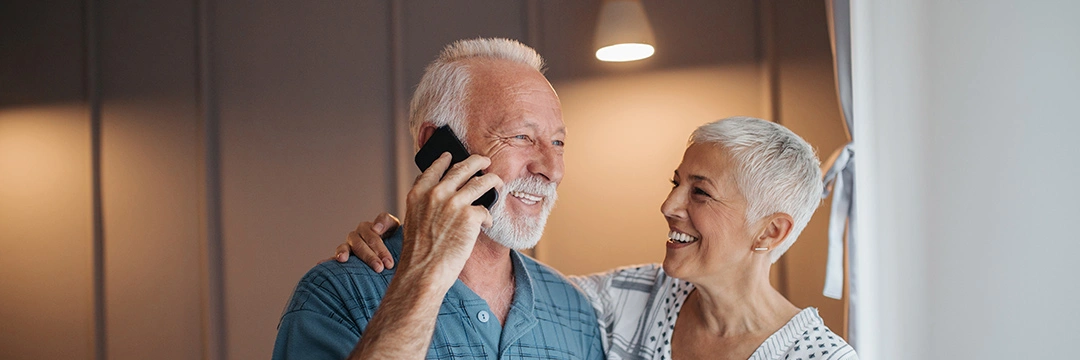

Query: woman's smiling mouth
[{"left": 667, "top": 230, "right": 699, "bottom": 244}]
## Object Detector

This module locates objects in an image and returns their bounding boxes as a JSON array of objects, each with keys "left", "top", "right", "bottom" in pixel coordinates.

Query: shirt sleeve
[
  {"left": 568, "top": 272, "right": 614, "bottom": 321},
  {"left": 272, "top": 264, "right": 365, "bottom": 360},
  {"left": 569, "top": 264, "right": 660, "bottom": 355},
  {"left": 584, "top": 318, "right": 605, "bottom": 360},
  {"left": 273, "top": 309, "right": 359, "bottom": 360},
  {"left": 565, "top": 271, "right": 612, "bottom": 360}
]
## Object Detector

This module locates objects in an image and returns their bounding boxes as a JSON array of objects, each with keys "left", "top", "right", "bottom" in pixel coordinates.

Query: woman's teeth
[
  {"left": 510, "top": 191, "right": 542, "bottom": 205},
  {"left": 668, "top": 230, "right": 699, "bottom": 244}
]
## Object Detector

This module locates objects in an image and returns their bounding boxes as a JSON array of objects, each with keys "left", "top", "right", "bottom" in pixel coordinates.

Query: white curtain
[{"left": 823, "top": 0, "right": 857, "bottom": 348}]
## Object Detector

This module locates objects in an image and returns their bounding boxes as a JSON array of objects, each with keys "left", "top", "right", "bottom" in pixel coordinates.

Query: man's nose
[{"left": 527, "top": 144, "right": 563, "bottom": 183}]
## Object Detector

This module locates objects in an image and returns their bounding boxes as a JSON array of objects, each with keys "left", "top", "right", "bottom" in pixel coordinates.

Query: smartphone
[{"left": 414, "top": 125, "right": 498, "bottom": 209}]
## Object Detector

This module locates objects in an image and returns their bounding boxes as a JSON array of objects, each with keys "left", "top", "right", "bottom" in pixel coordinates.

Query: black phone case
[{"left": 414, "top": 126, "right": 498, "bottom": 209}]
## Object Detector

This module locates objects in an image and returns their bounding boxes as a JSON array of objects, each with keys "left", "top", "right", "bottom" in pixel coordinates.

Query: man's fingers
[
  {"left": 449, "top": 172, "right": 503, "bottom": 208},
  {"left": 438, "top": 155, "right": 491, "bottom": 191},
  {"left": 408, "top": 153, "right": 453, "bottom": 205},
  {"left": 413, "top": 152, "right": 453, "bottom": 188},
  {"left": 480, "top": 208, "right": 494, "bottom": 229},
  {"left": 347, "top": 233, "right": 385, "bottom": 272}
]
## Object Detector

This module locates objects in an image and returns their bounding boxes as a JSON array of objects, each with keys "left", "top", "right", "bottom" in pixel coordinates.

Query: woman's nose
[{"left": 660, "top": 188, "right": 686, "bottom": 219}]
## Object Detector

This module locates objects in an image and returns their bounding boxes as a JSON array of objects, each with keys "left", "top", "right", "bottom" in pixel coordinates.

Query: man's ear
[
  {"left": 755, "top": 213, "right": 795, "bottom": 250},
  {"left": 416, "top": 123, "right": 439, "bottom": 149}
]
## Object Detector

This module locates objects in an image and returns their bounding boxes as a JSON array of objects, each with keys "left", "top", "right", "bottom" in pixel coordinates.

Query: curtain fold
[{"left": 823, "top": 0, "right": 857, "bottom": 348}]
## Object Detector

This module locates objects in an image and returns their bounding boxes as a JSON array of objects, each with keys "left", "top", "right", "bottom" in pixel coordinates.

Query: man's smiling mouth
[{"left": 510, "top": 191, "right": 543, "bottom": 205}]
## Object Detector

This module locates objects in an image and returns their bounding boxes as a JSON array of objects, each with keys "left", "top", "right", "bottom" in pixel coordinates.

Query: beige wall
[
  {"left": 99, "top": 0, "right": 206, "bottom": 357},
  {"left": 0, "top": 105, "right": 96, "bottom": 359},
  {"left": 213, "top": 2, "right": 395, "bottom": 358},
  {"left": 538, "top": 64, "right": 768, "bottom": 272}
]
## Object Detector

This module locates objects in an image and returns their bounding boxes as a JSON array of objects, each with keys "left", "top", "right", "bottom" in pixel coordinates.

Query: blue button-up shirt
[{"left": 273, "top": 229, "right": 604, "bottom": 359}]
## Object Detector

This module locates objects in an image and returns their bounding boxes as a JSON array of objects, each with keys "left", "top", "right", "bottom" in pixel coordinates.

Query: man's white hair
[
  {"left": 409, "top": 38, "right": 546, "bottom": 149},
  {"left": 689, "top": 116, "right": 823, "bottom": 263}
]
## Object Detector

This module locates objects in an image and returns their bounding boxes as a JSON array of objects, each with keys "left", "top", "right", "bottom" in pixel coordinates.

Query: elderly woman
[{"left": 341, "top": 117, "right": 857, "bottom": 359}]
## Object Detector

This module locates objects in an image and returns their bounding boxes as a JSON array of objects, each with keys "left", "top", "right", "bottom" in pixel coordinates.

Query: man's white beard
[{"left": 482, "top": 176, "right": 558, "bottom": 250}]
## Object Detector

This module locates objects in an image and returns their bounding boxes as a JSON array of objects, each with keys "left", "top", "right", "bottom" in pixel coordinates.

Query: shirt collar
[{"left": 498, "top": 249, "right": 538, "bottom": 352}]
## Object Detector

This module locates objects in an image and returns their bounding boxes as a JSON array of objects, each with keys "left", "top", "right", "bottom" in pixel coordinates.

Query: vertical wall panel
[
  {"left": 99, "top": 1, "right": 204, "bottom": 359},
  {"left": 0, "top": 1, "right": 86, "bottom": 108},
  {"left": 0, "top": 1, "right": 94, "bottom": 359},
  {"left": 214, "top": 2, "right": 392, "bottom": 358},
  {"left": 402, "top": 0, "right": 526, "bottom": 91},
  {"left": 0, "top": 105, "right": 95, "bottom": 359}
]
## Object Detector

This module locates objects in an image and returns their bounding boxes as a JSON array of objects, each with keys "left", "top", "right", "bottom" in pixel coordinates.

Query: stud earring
[{"left": 753, "top": 247, "right": 769, "bottom": 251}]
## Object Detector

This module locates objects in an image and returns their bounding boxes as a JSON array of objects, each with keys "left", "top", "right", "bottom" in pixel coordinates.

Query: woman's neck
[{"left": 683, "top": 265, "right": 800, "bottom": 337}]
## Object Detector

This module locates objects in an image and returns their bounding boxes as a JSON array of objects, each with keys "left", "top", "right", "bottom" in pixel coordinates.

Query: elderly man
[{"left": 272, "top": 38, "right": 603, "bottom": 359}]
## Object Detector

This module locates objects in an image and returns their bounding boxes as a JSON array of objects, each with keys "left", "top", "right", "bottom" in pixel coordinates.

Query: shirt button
[{"left": 477, "top": 310, "right": 490, "bottom": 323}]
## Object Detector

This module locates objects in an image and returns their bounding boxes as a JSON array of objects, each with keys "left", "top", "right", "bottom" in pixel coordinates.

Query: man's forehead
[
  {"left": 464, "top": 70, "right": 564, "bottom": 135},
  {"left": 475, "top": 116, "right": 566, "bottom": 135}
]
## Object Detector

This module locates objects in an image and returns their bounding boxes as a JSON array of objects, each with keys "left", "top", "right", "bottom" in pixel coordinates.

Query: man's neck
[{"left": 457, "top": 234, "right": 515, "bottom": 325}]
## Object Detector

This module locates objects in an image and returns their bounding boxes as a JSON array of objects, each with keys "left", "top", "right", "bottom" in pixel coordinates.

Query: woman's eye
[
  {"left": 693, "top": 187, "right": 711, "bottom": 197},
  {"left": 670, "top": 179, "right": 679, "bottom": 188}
]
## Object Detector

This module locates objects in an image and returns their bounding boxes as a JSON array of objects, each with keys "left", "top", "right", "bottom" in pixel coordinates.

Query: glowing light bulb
[{"left": 595, "top": 43, "right": 655, "bottom": 62}]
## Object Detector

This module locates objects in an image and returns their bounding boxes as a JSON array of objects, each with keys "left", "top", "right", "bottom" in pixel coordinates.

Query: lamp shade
[{"left": 594, "top": 0, "right": 656, "bottom": 62}]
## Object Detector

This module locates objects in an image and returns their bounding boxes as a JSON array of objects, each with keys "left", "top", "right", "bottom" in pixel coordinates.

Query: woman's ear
[
  {"left": 416, "top": 123, "right": 439, "bottom": 148},
  {"left": 755, "top": 213, "right": 794, "bottom": 250}
]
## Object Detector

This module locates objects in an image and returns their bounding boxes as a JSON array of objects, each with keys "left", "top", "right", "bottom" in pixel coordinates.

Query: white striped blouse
[{"left": 571, "top": 264, "right": 859, "bottom": 360}]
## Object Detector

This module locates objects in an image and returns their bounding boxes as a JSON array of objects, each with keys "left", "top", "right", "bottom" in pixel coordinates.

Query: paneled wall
[
  {"left": 212, "top": 3, "right": 394, "bottom": 358},
  {"left": 98, "top": 0, "right": 205, "bottom": 358},
  {"left": 0, "top": 1, "right": 846, "bottom": 359},
  {"left": 0, "top": 104, "right": 95, "bottom": 359},
  {"left": 1, "top": 1, "right": 96, "bottom": 359}
]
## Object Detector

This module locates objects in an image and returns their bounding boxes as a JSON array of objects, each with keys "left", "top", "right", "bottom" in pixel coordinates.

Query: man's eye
[
  {"left": 513, "top": 135, "right": 529, "bottom": 140},
  {"left": 552, "top": 140, "right": 565, "bottom": 147}
]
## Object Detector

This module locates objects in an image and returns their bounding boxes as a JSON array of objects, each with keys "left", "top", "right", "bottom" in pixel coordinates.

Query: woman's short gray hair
[
  {"left": 689, "top": 116, "right": 823, "bottom": 263},
  {"left": 409, "top": 38, "right": 546, "bottom": 149}
]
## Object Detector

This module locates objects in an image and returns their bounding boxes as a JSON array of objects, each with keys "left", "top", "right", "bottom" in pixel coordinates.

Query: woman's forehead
[{"left": 680, "top": 144, "right": 732, "bottom": 174}]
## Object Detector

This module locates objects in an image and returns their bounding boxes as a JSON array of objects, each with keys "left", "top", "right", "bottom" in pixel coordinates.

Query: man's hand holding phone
[
  {"left": 414, "top": 126, "right": 498, "bottom": 209},
  {"left": 350, "top": 152, "right": 501, "bottom": 358},
  {"left": 398, "top": 152, "right": 503, "bottom": 291},
  {"left": 336, "top": 126, "right": 499, "bottom": 272}
]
